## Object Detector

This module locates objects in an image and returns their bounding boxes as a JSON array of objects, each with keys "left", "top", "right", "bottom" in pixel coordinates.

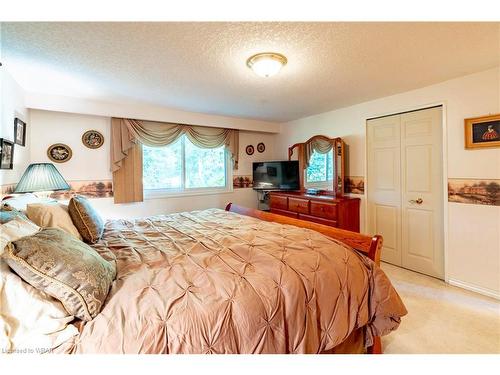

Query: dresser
[{"left": 269, "top": 191, "right": 360, "bottom": 232}]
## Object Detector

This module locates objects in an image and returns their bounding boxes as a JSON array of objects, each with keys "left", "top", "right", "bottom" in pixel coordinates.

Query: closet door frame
[{"left": 365, "top": 102, "right": 449, "bottom": 282}]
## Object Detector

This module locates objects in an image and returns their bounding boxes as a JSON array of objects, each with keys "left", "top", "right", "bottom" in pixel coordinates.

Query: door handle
[{"left": 409, "top": 198, "right": 423, "bottom": 204}]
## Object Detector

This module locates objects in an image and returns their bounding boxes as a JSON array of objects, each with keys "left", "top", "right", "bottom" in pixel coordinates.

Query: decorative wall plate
[
  {"left": 257, "top": 142, "right": 265, "bottom": 153},
  {"left": 82, "top": 130, "right": 104, "bottom": 149},
  {"left": 47, "top": 143, "right": 72, "bottom": 163},
  {"left": 245, "top": 145, "right": 255, "bottom": 155}
]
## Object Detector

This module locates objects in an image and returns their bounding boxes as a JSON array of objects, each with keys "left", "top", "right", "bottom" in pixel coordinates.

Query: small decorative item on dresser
[
  {"left": 82, "top": 130, "right": 104, "bottom": 149},
  {"left": 464, "top": 113, "right": 500, "bottom": 149},
  {"left": 256, "top": 142, "right": 265, "bottom": 153},
  {"left": 245, "top": 144, "right": 255, "bottom": 155},
  {"left": 14, "top": 118, "right": 26, "bottom": 146},
  {"left": 47, "top": 143, "right": 72, "bottom": 163},
  {"left": 0, "top": 138, "right": 14, "bottom": 169}
]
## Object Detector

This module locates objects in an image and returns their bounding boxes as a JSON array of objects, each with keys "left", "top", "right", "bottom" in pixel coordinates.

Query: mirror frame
[{"left": 288, "top": 135, "right": 345, "bottom": 196}]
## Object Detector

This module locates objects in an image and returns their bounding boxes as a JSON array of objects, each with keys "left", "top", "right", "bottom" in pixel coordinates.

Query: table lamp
[{"left": 14, "top": 163, "right": 70, "bottom": 198}]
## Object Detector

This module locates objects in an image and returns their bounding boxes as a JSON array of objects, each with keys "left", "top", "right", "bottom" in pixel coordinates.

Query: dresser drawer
[
  {"left": 269, "top": 195, "right": 288, "bottom": 210},
  {"left": 310, "top": 201, "right": 337, "bottom": 220},
  {"left": 270, "top": 208, "right": 298, "bottom": 219},
  {"left": 288, "top": 197, "right": 310, "bottom": 214},
  {"left": 298, "top": 213, "right": 337, "bottom": 227}
]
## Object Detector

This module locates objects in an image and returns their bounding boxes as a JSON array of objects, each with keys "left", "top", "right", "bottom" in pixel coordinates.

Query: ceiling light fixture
[{"left": 246, "top": 52, "right": 287, "bottom": 78}]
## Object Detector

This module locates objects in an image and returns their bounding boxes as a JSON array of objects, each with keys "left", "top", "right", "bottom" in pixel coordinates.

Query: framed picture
[
  {"left": 47, "top": 143, "right": 73, "bottom": 163},
  {"left": 464, "top": 114, "right": 500, "bottom": 149},
  {"left": 82, "top": 130, "right": 104, "bottom": 149},
  {"left": 245, "top": 145, "right": 255, "bottom": 155},
  {"left": 14, "top": 118, "right": 26, "bottom": 146},
  {"left": 0, "top": 138, "right": 15, "bottom": 169}
]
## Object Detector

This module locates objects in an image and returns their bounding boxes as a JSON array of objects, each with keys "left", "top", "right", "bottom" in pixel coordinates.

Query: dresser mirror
[{"left": 288, "top": 135, "right": 345, "bottom": 196}]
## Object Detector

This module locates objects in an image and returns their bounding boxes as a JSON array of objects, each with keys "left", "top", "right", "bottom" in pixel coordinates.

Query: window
[
  {"left": 143, "top": 135, "right": 229, "bottom": 195},
  {"left": 306, "top": 150, "right": 333, "bottom": 183}
]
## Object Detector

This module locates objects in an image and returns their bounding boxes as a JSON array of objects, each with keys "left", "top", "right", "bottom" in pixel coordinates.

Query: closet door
[
  {"left": 367, "top": 114, "right": 402, "bottom": 266},
  {"left": 400, "top": 107, "right": 444, "bottom": 278}
]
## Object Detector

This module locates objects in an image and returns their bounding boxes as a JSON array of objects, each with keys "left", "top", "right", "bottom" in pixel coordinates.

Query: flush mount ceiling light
[{"left": 246, "top": 52, "right": 287, "bottom": 78}]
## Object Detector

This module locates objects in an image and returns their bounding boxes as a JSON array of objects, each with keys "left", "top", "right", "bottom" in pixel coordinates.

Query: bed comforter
[{"left": 61, "top": 208, "right": 407, "bottom": 354}]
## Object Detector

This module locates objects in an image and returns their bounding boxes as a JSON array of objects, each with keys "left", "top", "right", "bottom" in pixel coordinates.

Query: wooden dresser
[{"left": 269, "top": 191, "right": 360, "bottom": 232}]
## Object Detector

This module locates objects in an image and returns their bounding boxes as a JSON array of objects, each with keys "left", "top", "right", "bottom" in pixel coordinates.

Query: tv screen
[{"left": 252, "top": 160, "right": 300, "bottom": 191}]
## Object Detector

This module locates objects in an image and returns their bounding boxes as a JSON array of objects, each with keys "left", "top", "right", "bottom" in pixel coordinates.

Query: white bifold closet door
[{"left": 367, "top": 106, "right": 444, "bottom": 279}]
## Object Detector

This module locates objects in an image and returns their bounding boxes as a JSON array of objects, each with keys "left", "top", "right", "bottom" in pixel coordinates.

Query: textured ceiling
[{"left": 2, "top": 22, "right": 499, "bottom": 122}]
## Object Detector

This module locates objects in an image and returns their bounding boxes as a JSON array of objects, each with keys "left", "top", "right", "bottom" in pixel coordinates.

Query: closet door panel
[
  {"left": 401, "top": 107, "right": 444, "bottom": 279},
  {"left": 367, "top": 114, "right": 402, "bottom": 266}
]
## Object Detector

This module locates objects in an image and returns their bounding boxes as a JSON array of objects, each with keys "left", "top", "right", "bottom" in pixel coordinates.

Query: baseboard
[{"left": 448, "top": 279, "right": 500, "bottom": 300}]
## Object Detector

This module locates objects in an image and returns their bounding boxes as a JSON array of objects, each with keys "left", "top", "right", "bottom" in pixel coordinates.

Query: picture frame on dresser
[{"left": 0, "top": 138, "right": 15, "bottom": 169}]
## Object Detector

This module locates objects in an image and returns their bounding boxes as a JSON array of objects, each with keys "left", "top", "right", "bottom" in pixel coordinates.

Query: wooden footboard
[{"left": 225, "top": 203, "right": 383, "bottom": 354}]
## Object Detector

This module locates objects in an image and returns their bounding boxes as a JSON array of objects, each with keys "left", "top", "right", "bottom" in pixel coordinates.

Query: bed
[{"left": 46, "top": 203, "right": 407, "bottom": 354}]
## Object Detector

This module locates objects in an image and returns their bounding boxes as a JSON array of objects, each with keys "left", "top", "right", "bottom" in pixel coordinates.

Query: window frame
[{"left": 143, "top": 135, "right": 233, "bottom": 200}]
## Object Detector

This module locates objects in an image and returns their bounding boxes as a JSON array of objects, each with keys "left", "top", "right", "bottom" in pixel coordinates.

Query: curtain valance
[
  {"left": 111, "top": 118, "right": 239, "bottom": 173},
  {"left": 303, "top": 137, "right": 334, "bottom": 168}
]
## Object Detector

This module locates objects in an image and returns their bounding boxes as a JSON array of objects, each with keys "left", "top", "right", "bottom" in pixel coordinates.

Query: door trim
[{"left": 365, "top": 102, "right": 449, "bottom": 282}]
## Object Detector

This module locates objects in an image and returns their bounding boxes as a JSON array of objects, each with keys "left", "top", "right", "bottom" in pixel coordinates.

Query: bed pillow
[
  {"left": 0, "top": 209, "right": 28, "bottom": 224},
  {"left": 0, "top": 216, "right": 40, "bottom": 256},
  {"left": 26, "top": 202, "right": 82, "bottom": 240},
  {"left": 68, "top": 195, "right": 104, "bottom": 244},
  {"left": 3, "top": 228, "right": 116, "bottom": 321},
  {"left": 1, "top": 193, "right": 42, "bottom": 212},
  {"left": 0, "top": 260, "right": 79, "bottom": 353}
]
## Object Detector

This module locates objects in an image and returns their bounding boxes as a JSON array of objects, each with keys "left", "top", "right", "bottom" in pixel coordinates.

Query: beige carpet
[{"left": 380, "top": 262, "right": 500, "bottom": 354}]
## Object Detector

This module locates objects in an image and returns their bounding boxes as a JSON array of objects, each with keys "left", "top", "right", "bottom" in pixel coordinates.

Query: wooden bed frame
[{"left": 225, "top": 203, "right": 383, "bottom": 354}]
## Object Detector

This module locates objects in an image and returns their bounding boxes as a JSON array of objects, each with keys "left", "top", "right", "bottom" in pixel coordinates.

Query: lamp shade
[{"left": 14, "top": 163, "right": 70, "bottom": 193}]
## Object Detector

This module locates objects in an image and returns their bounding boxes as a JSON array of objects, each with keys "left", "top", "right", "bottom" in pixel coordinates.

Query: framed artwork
[
  {"left": 14, "top": 118, "right": 26, "bottom": 146},
  {"left": 47, "top": 143, "right": 73, "bottom": 163},
  {"left": 245, "top": 145, "right": 255, "bottom": 155},
  {"left": 82, "top": 130, "right": 104, "bottom": 149},
  {"left": 257, "top": 142, "right": 266, "bottom": 153},
  {"left": 464, "top": 114, "right": 500, "bottom": 149},
  {"left": 0, "top": 138, "right": 15, "bottom": 169}
]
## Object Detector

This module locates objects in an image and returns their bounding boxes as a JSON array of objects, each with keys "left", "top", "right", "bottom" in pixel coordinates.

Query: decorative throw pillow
[
  {"left": 0, "top": 216, "right": 40, "bottom": 256},
  {"left": 68, "top": 195, "right": 104, "bottom": 244},
  {"left": 0, "top": 209, "right": 28, "bottom": 224},
  {"left": 26, "top": 202, "right": 82, "bottom": 240},
  {"left": 3, "top": 228, "right": 116, "bottom": 321}
]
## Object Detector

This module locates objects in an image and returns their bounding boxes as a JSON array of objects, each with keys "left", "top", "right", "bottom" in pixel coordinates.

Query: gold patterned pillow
[
  {"left": 3, "top": 228, "right": 116, "bottom": 321},
  {"left": 68, "top": 195, "right": 104, "bottom": 244}
]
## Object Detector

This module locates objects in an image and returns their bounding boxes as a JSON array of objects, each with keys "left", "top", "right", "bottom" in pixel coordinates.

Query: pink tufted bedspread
[{"left": 62, "top": 208, "right": 407, "bottom": 354}]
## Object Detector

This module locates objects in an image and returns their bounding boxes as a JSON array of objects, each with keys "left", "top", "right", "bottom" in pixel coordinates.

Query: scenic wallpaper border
[
  {"left": 1, "top": 180, "right": 113, "bottom": 199},
  {"left": 448, "top": 178, "right": 499, "bottom": 206},
  {"left": 233, "top": 175, "right": 253, "bottom": 188},
  {"left": 345, "top": 176, "right": 365, "bottom": 194},
  {"left": 3, "top": 177, "right": 499, "bottom": 206}
]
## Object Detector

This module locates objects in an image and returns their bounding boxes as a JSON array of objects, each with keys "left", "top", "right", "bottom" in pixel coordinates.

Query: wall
[
  {"left": 25, "top": 92, "right": 281, "bottom": 133},
  {"left": 276, "top": 67, "right": 500, "bottom": 298},
  {"left": 0, "top": 68, "right": 29, "bottom": 186},
  {"left": 28, "top": 109, "right": 277, "bottom": 218}
]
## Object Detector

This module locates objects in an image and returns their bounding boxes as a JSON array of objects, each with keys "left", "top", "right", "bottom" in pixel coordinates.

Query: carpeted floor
[{"left": 380, "top": 262, "right": 500, "bottom": 354}]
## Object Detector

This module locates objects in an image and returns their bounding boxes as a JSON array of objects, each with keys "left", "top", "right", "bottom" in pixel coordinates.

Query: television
[{"left": 252, "top": 160, "right": 300, "bottom": 191}]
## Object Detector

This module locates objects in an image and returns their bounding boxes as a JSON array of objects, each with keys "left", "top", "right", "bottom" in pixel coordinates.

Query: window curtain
[
  {"left": 110, "top": 117, "right": 239, "bottom": 203},
  {"left": 303, "top": 137, "right": 334, "bottom": 168}
]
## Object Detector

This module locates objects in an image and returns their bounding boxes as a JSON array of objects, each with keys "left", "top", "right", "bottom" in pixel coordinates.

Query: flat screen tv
[{"left": 252, "top": 160, "right": 300, "bottom": 191}]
